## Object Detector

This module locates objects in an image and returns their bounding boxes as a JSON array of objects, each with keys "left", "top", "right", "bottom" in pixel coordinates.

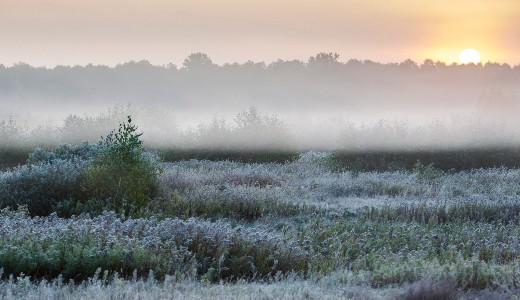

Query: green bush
[
  {"left": 0, "top": 117, "right": 162, "bottom": 217},
  {"left": 83, "top": 116, "right": 162, "bottom": 215}
]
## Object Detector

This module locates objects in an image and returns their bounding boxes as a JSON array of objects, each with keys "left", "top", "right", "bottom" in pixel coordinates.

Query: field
[
  {"left": 3, "top": 0, "right": 520, "bottom": 298},
  {"left": 1, "top": 128, "right": 520, "bottom": 299}
]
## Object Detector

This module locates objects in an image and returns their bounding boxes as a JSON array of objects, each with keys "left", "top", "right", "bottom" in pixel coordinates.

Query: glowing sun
[{"left": 459, "top": 48, "right": 481, "bottom": 64}]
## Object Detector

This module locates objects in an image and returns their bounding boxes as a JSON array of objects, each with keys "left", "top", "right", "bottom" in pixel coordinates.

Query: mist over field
[
  {"left": 4, "top": 0, "right": 520, "bottom": 297},
  {"left": 3, "top": 54, "right": 520, "bottom": 300},
  {"left": 1, "top": 53, "right": 520, "bottom": 151}
]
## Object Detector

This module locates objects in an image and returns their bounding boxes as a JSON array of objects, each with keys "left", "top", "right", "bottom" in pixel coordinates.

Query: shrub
[
  {"left": 83, "top": 116, "right": 162, "bottom": 215},
  {"left": 0, "top": 159, "right": 86, "bottom": 215},
  {"left": 0, "top": 146, "right": 93, "bottom": 216},
  {"left": 0, "top": 117, "right": 162, "bottom": 217},
  {"left": 27, "top": 142, "right": 102, "bottom": 164}
]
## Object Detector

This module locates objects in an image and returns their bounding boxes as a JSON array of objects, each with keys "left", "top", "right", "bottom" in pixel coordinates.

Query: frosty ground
[{"left": 1, "top": 149, "right": 519, "bottom": 299}]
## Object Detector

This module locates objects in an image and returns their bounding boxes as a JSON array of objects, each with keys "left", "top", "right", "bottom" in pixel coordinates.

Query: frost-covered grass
[
  {"left": 157, "top": 156, "right": 520, "bottom": 294},
  {"left": 161, "top": 155, "right": 520, "bottom": 213},
  {"left": 2, "top": 152, "right": 520, "bottom": 298},
  {"left": 0, "top": 275, "right": 379, "bottom": 300},
  {"left": 0, "top": 270, "right": 513, "bottom": 300},
  {"left": 0, "top": 210, "right": 307, "bottom": 282}
]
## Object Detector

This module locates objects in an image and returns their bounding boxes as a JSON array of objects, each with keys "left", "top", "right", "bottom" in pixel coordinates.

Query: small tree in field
[{"left": 84, "top": 116, "right": 161, "bottom": 215}]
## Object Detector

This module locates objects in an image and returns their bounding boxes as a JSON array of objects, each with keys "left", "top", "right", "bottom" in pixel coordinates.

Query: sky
[{"left": 1, "top": 0, "right": 519, "bottom": 67}]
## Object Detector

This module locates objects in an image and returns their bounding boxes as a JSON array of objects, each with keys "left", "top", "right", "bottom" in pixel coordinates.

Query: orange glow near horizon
[{"left": 0, "top": 0, "right": 518, "bottom": 66}]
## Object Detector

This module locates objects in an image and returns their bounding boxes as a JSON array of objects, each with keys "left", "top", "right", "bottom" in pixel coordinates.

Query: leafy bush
[
  {"left": 83, "top": 116, "right": 162, "bottom": 215},
  {"left": 0, "top": 117, "right": 161, "bottom": 217}
]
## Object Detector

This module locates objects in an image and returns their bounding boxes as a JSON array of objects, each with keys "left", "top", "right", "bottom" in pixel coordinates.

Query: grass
[
  {"left": 0, "top": 210, "right": 307, "bottom": 282},
  {"left": 0, "top": 275, "right": 380, "bottom": 300},
  {"left": 7, "top": 146, "right": 520, "bottom": 172},
  {"left": 2, "top": 150, "right": 520, "bottom": 298},
  {"left": 329, "top": 147, "right": 520, "bottom": 172}
]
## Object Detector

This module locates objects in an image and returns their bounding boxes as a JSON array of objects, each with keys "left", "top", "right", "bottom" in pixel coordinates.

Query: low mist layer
[
  {"left": 2, "top": 103, "right": 520, "bottom": 152},
  {"left": 1, "top": 53, "right": 519, "bottom": 121},
  {"left": 2, "top": 53, "right": 520, "bottom": 153}
]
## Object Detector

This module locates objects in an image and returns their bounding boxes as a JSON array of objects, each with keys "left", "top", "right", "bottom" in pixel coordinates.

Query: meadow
[{"left": 1, "top": 114, "right": 520, "bottom": 299}]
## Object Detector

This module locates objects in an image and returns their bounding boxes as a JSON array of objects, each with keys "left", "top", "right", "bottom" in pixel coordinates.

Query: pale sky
[{"left": 1, "top": 0, "right": 519, "bottom": 67}]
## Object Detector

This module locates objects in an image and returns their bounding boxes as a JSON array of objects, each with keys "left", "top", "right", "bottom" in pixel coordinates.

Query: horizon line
[{"left": 1, "top": 56, "right": 518, "bottom": 69}]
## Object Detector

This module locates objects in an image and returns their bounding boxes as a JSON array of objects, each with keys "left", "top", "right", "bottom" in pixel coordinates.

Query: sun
[{"left": 459, "top": 48, "right": 481, "bottom": 64}]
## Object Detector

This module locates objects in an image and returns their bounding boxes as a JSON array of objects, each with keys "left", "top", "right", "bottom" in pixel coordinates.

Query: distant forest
[{"left": 1, "top": 53, "right": 519, "bottom": 118}]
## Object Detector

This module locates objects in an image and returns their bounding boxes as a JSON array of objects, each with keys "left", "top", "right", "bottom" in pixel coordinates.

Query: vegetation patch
[
  {"left": 2, "top": 136, "right": 520, "bottom": 296},
  {"left": 329, "top": 148, "right": 520, "bottom": 172},
  {"left": 83, "top": 116, "right": 162, "bottom": 215},
  {"left": 151, "top": 191, "right": 307, "bottom": 221},
  {"left": 0, "top": 117, "right": 161, "bottom": 217},
  {"left": 0, "top": 210, "right": 307, "bottom": 282}
]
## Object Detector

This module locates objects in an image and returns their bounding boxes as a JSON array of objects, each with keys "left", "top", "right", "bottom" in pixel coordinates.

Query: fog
[{"left": 1, "top": 53, "right": 520, "bottom": 151}]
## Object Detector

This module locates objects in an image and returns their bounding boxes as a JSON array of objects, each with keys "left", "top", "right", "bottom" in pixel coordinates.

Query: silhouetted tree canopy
[
  {"left": 308, "top": 52, "right": 341, "bottom": 69},
  {"left": 182, "top": 52, "right": 215, "bottom": 72},
  {"left": 1, "top": 52, "right": 519, "bottom": 117}
]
